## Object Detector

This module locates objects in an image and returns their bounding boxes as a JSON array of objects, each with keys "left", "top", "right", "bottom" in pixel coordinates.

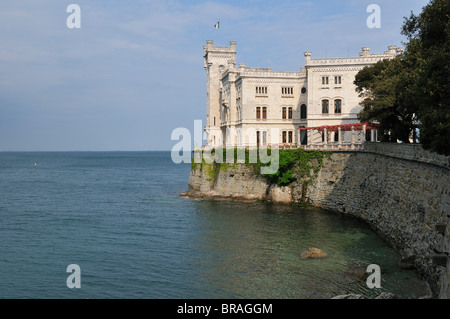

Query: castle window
[
  {"left": 301, "top": 87, "right": 307, "bottom": 94},
  {"left": 256, "top": 86, "right": 268, "bottom": 96},
  {"left": 282, "top": 131, "right": 293, "bottom": 144},
  {"left": 322, "top": 76, "right": 329, "bottom": 85},
  {"left": 282, "top": 107, "right": 292, "bottom": 119},
  {"left": 335, "top": 76, "right": 342, "bottom": 85},
  {"left": 282, "top": 87, "right": 293, "bottom": 96},
  {"left": 257, "top": 131, "right": 268, "bottom": 146},
  {"left": 262, "top": 107, "right": 267, "bottom": 119},
  {"left": 334, "top": 99, "right": 342, "bottom": 113},
  {"left": 300, "top": 104, "right": 307, "bottom": 119},
  {"left": 322, "top": 99, "right": 329, "bottom": 114},
  {"left": 300, "top": 128, "right": 308, "bottom": 145},
  {"left": 256, "top": 107, "right": 261, "bottom": 119}
]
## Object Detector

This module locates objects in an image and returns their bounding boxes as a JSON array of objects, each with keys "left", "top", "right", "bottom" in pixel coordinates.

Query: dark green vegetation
[
  {"left": 192, "top": 148, "right": 330, "bottom": 186},
  {"left": 354, "top": 0, "right": 449, "bottom": 155}
]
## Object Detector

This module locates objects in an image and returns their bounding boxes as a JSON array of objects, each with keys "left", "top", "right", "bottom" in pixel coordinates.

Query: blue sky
[{"left": 0, "top": 0, "right": 429, "bottom": 151}]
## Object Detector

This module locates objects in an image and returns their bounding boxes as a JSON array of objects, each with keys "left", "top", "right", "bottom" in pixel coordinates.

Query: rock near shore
[
  {"left": 331, "top": 293, "right": 396, "bottom": 299},
  {"left": 300, "top": 247, "right": 328, "bottom": 259}
]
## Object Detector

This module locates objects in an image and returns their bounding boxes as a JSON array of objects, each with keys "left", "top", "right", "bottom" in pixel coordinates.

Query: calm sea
[{"left": 0, "top": 152, "right": 428, "bottom": 299}]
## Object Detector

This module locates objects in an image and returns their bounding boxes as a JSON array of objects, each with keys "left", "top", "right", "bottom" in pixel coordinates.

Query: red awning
[{"left": 298, "top": 122, "right": 380, "bottom": 132}]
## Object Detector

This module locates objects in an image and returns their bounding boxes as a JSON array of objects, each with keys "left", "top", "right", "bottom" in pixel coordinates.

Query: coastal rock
[
  {"left": 332, "top": 292, "right": 396, "bottom": 299},
  {"left": 267, "top": 185, "right": 292, "bottom": 204},
  {"left": 375, "top": 292, "right": 396, "bottom": 299},
  {"left": 188, "top": 142, "right": 450, "bottom": 297},
  {"left": 300, "top": 247, "right": 328, "bottom": 259},
  {"left": 180, "top": 189, "right": 264, "bottom": 202},
  {"left": 331, "top": 294, "right": 364, "bottom": 299},
  {"left": 399, "top": 249, "right": 416, "bottom": 269}
]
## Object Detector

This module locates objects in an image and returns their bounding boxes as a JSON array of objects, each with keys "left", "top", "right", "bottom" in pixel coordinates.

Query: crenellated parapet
[{"left": 305, "top": 45, "right": 402, "bottom": 67}]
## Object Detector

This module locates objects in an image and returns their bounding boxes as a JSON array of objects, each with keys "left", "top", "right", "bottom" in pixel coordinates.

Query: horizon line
[{"left": 0, "top": 149, "right": 174, "bottom": 153}]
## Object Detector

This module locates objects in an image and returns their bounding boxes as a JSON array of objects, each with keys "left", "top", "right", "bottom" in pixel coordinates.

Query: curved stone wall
[{"left": 186, "top": 143, "right": 450, "bottom": 298}]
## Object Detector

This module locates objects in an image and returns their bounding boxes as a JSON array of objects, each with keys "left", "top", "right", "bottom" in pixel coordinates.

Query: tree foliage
[
  {"left": 354, "top": 0, "right": 450, "bottom": 155},
  {"left": 401, "top": 0, "right": 450, "bottom": 155},
  {"left": 354, "top": 57, "right": 417, "bottom": 143}
]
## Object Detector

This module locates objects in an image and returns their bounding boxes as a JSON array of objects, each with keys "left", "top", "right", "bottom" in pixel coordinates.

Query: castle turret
[
  {"left": 388, "top": 45, "right": 397, "bottom": 56},
  {"left": 203, "top": 40, "right": 237, "bottom": 147},
  {"left": 304, "top": 51, "right": 312, "bottom": 64}
]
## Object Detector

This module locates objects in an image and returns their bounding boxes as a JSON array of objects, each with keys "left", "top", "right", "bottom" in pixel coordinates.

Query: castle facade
[{"left": 203, "top": 40, "right": 402, "bottom": 148}]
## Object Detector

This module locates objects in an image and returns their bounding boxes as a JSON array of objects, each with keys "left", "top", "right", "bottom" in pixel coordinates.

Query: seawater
[{"left": 0, "top": 152, "right": 428, "bottom": 299}]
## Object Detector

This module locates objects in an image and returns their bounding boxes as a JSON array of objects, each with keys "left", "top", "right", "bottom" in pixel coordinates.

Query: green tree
[
  {"left": 354, "top": 0, "right": 449, "bottom": 154},
  {"left": 401, "top": 0, "right": 450, "bottom": 155},
  {"left": 354, "top": 56, "right": 417, "bottom": 143}
]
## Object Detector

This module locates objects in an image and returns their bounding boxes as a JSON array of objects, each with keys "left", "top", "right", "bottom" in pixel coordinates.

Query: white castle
[{"left": 203, "top": 40, "right": 403, "bottom": 149}]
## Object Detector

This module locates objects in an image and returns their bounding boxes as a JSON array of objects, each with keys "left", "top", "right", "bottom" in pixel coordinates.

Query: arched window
[
  {"left": 282, "top": 107, "right": 287, "bottom": 119},
  {"left": 300, "top": 128, "right": 308, "bottom": 145},
  {"left": 282, "top": 131, "right": 287, "bottom": 144},
  {"left": 300, "top": 104, "right": 307, "bottom": 119},
  {"left": 256, "top": 107, "right": 261, "bottom": 119},
  {"left": 334, "top": 99, "right": 342, "bottom": 114},
  {"left": 322, "top": 99, "right": 329, "bottom": 114}
]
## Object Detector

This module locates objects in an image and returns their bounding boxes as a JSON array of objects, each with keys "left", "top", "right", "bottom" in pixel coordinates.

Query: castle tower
[{"left": 203, "top": 40, "right": 236, "bottom": 147}]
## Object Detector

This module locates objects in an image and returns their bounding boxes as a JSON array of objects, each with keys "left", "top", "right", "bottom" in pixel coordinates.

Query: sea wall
[{"left": 185, "top": 143, "right": 450, "bottom": 298}]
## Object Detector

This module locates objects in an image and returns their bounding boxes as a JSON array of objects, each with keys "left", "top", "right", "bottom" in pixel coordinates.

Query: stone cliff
[{"left": 183, "top": 143, "right": 450, "bottom": 299}]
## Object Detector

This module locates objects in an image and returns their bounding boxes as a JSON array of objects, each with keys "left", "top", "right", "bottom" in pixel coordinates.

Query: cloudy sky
[{"left": 0, "top": 0, "right": 429, "bottom": 151}]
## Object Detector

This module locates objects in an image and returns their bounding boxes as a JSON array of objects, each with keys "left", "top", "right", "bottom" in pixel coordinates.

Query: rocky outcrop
[
  {"left": 332, "top": 293, "right": 396, "bottom": 299},
  {"left": 180, "top": 189, "right": 264, "bottom": 201},
  {"left": 188, "top": 163, "right": 269, "bottom": 199},
  {"left": 331, "top": 294, "right": 364, "bottom": 299},
  {"left": 267, "top": 184, "right": 292, "bottom": 204},
  {"left": 185, "top": 143, "right": 450, "bottom": 298}
]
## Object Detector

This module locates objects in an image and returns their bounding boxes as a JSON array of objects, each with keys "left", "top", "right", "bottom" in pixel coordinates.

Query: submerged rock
[
  {"left": 300, "top": 247, "right": 328, "bottom": 259},
  {"left": 343, "top": 265, "right": 369, "bottom": 282}
]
